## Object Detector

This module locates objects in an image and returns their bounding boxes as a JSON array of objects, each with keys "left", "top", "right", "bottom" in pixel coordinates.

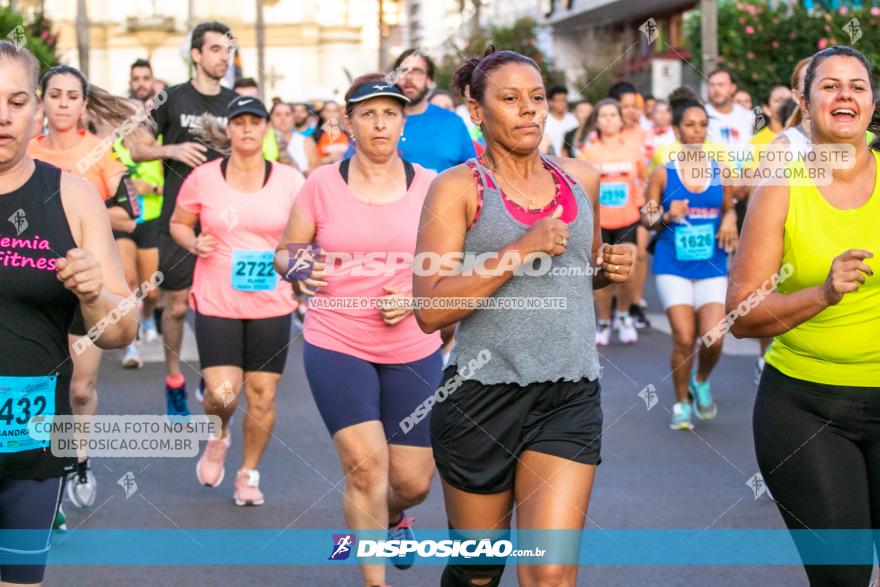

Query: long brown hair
[
  {"left": 785, "top": 57, "right": 812, "bottom": 129},
  {"left": 579, "top": 98, "right": 622, "bottom": 144}
]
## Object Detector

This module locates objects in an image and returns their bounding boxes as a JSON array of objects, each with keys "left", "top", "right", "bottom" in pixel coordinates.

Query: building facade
[
  {"left": 403, "top": 0, "right": 701, "bottom": 101},
  {"left": 30, "top": 0, "right": 401, "bottom": 103}
]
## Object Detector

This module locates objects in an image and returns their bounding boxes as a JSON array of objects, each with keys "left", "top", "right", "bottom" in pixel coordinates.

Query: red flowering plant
[{"left": 686, "top": 0, "right": 880, "bottom": 103}]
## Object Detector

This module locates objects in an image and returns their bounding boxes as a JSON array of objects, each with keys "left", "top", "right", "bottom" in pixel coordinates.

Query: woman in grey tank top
[{"left": 413, "top": 47, "right": 634, "bottom": 586}]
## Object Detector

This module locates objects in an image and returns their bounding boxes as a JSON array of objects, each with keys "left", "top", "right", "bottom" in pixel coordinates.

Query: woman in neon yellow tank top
[{"left": 729, "top": 46, "right": 880, "bottom": 586}]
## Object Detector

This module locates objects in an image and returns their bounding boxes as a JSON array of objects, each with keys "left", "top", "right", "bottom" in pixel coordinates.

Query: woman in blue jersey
[{"left": 642, "top": 90, "right": 738, "bottom": 431}]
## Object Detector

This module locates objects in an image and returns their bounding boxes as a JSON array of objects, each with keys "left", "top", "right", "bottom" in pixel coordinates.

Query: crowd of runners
[{"left": 0, "top": 17, "right": 878, "bottom": 587}]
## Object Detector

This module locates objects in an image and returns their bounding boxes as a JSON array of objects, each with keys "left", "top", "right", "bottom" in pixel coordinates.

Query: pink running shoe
[
  {"left": 234, "top": 469, "right": 264, "bottom": 506},
  {"left": 196, "top": 433, "right": 230, "bottom": 487}
]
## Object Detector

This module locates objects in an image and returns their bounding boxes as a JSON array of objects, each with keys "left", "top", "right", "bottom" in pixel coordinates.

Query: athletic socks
[{"left": 166, "top": 374, "right": 185, "bottom": 389}]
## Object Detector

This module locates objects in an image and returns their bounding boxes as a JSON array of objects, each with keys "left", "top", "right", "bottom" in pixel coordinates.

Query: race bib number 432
[{"left": 0, "top": 375, "right": 55, "bottom": 453}]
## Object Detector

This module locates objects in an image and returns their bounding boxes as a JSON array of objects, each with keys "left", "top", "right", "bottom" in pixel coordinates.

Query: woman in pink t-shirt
[
  {"left": 273, "top": 75, "right": 442, "bottom": 587},
  {"left": 170, "top": 95, "right": 304, "bottom": 507}
]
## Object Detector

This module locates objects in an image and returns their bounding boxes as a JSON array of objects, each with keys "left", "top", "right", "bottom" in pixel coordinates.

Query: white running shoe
[
  {"left": 142, "top": 325, "right": 159, "bottom": 344},
  {"left": 595, "top": 322, "right": 612, "bottom": 346},
  {"left": 66, "top": 459, "right": 97, "bottom": 508},
  {"left": 121, "top": 344, "right": 143, "bottom": 369},
  {"left": 670, "top": 402, "right": 695, "bottom": 431},
  {"left": 616, "top": 314, "right": 639, "bottom": 344}
]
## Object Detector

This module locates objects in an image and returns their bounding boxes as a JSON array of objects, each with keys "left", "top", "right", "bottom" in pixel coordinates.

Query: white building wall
[{"left": 41, "top": 0, "right": 379, "bottom": 102}]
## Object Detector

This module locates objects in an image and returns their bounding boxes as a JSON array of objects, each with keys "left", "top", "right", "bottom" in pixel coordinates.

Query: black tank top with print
[{"left": 0, "top": 160, "right": 78, "bottom": 479}]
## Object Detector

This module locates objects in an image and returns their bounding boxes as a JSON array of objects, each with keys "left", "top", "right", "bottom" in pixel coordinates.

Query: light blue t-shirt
[{"left": 399, "top": 104, "right": 476, "bottom": 172}]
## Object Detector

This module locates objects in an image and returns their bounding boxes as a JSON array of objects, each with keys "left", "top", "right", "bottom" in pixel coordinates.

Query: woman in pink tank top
[{"left": 273, "top": 75, "right": 442, "bottom": 587}]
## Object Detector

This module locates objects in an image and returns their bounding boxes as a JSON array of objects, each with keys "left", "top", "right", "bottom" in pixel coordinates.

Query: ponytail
[
  {"left": 784, "top": 105, "right": 803, "bottom": 129},
  {"left": 189, "top": 113, "right": 230, "bottom": 155},
  {"left": 453, "top": 45, "right": 539, "bottom": 104},
  {"left": 668, "top": 86, "right": 705, "bottom": 127},
  {"left": 85, "top": 85, "right": 144, "bottom": 133}
]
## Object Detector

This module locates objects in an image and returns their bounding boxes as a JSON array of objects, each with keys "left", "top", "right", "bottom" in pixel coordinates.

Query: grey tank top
[{"left": 450, "top": 156, "right": 601, "bottom": 386}]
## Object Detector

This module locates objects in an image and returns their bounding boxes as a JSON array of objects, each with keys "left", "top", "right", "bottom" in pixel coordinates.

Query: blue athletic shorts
[
  {"left": 0, "top": 477, "right": 64, "bottom": 584},
  {"left": 303, "top": 342, "right": 443, "bottom": 447}
]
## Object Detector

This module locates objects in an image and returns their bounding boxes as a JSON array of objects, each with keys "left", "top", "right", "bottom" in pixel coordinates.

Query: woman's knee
[
  {"left": 205, "top": 381, "right": 238, "bottom": 411},
  {"left": 390, "top": 473, "right": 431, "bottom": 505},
  {"left": 519, "top": 564, "right": 574, "bottom": 587},
  {"left": 343, "top": 453, "right": 387, "bottom": 495},
  {"left": 69, "top": 378, "right": 97, "bottom": 405},
  {"left": 166, "top": 293, "right": 189, "bottom": 321},
  {"left": 245, "top": 383, "right": 277, "bottom": 412},
  {"left": 671, "top": 331, "right": 695, "bottom": 354}
]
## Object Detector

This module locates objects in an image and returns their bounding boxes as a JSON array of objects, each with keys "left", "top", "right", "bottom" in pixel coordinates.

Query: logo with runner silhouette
[
  {"left": 328, "top": 533, "right": 355, "bottom": 561},
  {"left": 7, "top": 25, "right": 26, "bottom": 50},
  {"left": 117, "top": 471, "right": 138, "bottom": 498},
  {"left": 752, "top": 106, "right": 766, "bottom": 135},
  {"left": 8, "top": 208, "right": 27, "bottom": 235},
  {"left": 285, "top": 243, "right": 318, "bottom": 282}
]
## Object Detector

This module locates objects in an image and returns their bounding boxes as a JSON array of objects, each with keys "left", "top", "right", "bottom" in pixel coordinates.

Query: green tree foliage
[
  {"left": 0, "top": 7, "right": 59, "bottom": 77},
  {"left": 686, "top": 0, "right": 880, "bottom": 105},
  {"left": 434, "top": 17, "right": 563, "bottom": 95}
]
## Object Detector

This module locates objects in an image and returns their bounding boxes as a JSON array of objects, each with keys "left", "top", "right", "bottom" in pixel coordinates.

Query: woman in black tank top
[{"left": 0, "top": 41, "right": 135, "bottom": 585}]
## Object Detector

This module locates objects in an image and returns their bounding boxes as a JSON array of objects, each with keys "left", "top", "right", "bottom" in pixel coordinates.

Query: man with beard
[
  {"left": 292, "top": 102, "right": 316, "bottom": 138},
  {"left": 390, "top": 49, "right": 475, "bottom": 172},
  {"left": 129, "top": 59, "right": 154, "bottom": 102},
  {"left": 130, "top": 21, "right": 238, "bottom": 416}
]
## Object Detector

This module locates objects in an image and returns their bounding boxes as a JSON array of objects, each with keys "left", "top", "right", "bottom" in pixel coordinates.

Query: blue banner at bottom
[{"left": 1, "top": 530, "right": 879, "bottom": 565}]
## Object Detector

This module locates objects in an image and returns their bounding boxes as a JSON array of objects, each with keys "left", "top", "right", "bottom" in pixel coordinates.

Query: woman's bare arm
[
  {"left": 60, "top": 175, "right": 136, "bottom": 348},
  {"left": 727, "top": 182, "right": 840, "bottom": 338}
]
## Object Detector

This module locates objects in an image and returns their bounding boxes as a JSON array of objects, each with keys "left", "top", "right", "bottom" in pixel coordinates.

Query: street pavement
[{"left": 46, "top": 296, "right": 812, "bottom": 586}]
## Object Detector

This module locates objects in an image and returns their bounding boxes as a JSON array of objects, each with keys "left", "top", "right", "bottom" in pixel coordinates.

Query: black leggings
[{"left": 754, "top": 364, "right": 880, "bottom": 586}]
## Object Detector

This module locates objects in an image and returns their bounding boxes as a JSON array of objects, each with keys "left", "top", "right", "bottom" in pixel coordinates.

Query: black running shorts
[
  {"left": 431, "top": 368, "right": 603, "bottom": 494},
  {"left": 158, "top": 232, "right": 195, "bottom": 292},
  {"left": 601, "top": 221, "right": 639, "bottom": 246}
]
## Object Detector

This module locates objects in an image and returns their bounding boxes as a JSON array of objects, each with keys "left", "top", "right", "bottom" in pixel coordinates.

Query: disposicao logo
[
  {"left": 328, "top": 533, "right": 355, "bottom": 561},
  {"left": 285, "top": 243, "right": 317, "bottom": 282}
]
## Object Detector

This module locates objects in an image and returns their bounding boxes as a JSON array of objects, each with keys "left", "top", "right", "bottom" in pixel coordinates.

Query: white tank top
[{"left": 286, "top": 132, "right": 310, "bottom": 173}]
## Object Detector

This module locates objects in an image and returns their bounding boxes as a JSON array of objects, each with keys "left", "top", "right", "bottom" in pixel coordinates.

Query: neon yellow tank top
[
  {"left": 262, "top": 130, "right": 279, "bottom": 162},
  {"left": 765, "top": 149, "right": 880, "bottom": 386},
  {"left": 113, "top": 137, "right": 164, "bottom": 222}
]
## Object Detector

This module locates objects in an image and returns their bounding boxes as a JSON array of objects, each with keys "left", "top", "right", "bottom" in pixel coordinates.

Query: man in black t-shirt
[{"left": 131, "top": 21, "right": 237, "bottom": 416}]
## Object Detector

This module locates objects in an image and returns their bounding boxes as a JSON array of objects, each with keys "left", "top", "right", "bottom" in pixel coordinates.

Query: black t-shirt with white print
[{"left": 151, "top": 81, "right": 237, "bottom": 232}]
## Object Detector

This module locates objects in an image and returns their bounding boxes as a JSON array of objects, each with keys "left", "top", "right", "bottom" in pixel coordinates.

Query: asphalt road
[{"left": 45, "top": 302, "right": 811, "bottom": 586}]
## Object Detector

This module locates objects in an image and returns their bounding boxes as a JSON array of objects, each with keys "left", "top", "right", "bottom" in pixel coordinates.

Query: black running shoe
[
  {"left": 153, "top": 307, "right": 164, "bottom": 336},
  {"left": 629, "top": 304, "right": 651, "bottom": 329}
]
